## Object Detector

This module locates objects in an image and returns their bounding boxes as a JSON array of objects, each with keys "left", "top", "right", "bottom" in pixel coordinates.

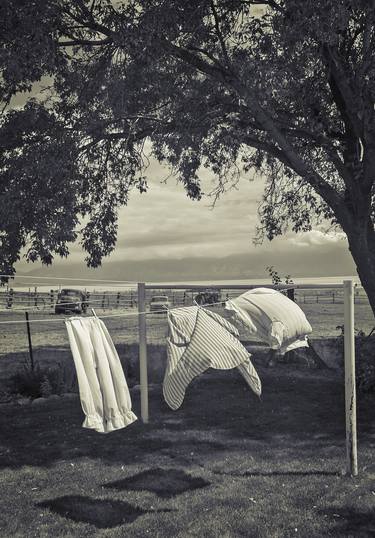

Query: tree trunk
[{"left": 345, "top": 222, "right": 375, "bottom": 320}]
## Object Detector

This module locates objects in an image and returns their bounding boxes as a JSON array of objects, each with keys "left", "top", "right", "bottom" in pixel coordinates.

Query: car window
[
  {"left": 151, "top": 296, "right": 168, "bottom": 302},
  {"left": 60, "top": 290, "right": 82, "bottom": 296}
]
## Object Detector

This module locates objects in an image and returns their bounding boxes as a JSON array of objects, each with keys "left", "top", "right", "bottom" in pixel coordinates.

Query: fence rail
[
  {"left": 0, "top": 285, "right": 370, "bottom": 310},
  {"left": 0, "top": 289, "right": 138, "bottom": 310}
]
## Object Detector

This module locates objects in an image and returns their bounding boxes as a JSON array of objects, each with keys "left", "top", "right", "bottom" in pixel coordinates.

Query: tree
[{"left": 1, "top": 1, "right": 375, "bottom": 314}]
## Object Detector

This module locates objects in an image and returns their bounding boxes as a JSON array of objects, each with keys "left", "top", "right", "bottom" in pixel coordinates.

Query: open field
[
  {"left": 0, "top": 299, "right": 374, "bottom": 388},
  {"left": 1, "top": 300, "right": 374, "bottom": 352},
  {"left": 0, "top": 366, "right": 374, "bottom": 537},
  {"left": 0, "top": 291, "right": 374, "bottom": 536}
]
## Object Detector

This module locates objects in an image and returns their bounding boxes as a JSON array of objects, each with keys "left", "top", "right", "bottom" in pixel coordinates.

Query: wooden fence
[
  {"left": 0, "top": 285, "right": 369, "bottom": 310},
  {"left": 0, "top": 289, "right": 137, "bottom": 310}
]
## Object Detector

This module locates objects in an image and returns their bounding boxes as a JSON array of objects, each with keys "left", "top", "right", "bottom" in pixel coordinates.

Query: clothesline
[
  {"left": 2, "top": 297, "right": 136, "bottom": 310},
  {"left": 1, "top": 284, "right": 140, "bottom": 290},
  {"left": 0, "top": 300, "right": 226, "bottom": 325},
  {"left": 0, "top": 274, "right": 138, "bottom": 284}
]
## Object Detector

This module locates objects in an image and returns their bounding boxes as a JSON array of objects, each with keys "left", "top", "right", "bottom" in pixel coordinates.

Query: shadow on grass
[
  {"left": 104, "top": 468, "right": 210, "bottom": 498},
  {"left": 0, "top": 368, "right": 373, "bottom": 469},
  {"left": 214, "top": 470, "right": 339, "bottom": 477},
  {"left": 37, "top": 495, "right": 173, "bottom": 529},
  {"left": 320, "top": 507, "right": 375, "bottom": 536}
]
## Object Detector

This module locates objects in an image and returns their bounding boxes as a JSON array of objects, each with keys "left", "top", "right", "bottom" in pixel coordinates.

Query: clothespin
[{"left": 91, "top": 308, "right": 98, "bottom": 318}]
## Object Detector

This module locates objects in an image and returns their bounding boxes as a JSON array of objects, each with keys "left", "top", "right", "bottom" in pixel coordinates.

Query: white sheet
[{"left": 225, "top": 288, "right": 312, "bottom": 354}]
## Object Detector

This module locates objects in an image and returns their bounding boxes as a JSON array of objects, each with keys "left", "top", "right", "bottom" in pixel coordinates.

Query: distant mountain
[{"left": 18, "top": 241, "right": 356, "bottom": 283}]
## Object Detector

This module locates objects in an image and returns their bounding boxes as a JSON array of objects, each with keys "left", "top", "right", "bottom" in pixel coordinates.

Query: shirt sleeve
[{"left": 202, "top": 308, "right": 240, "bottom": 337}]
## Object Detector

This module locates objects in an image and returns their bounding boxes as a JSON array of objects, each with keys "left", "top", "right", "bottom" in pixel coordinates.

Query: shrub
[
  {"left": 356, "top": 336, "right": 375, "bottom": 394},
  {"left": 334, "top": 326, "right": 375, "bottom": 394},
  {"left": 9, "top": 362, "right": 76, "bottom": 399},
  {"left": 40, "top": 375, "right": 53, "bottom": 398}
]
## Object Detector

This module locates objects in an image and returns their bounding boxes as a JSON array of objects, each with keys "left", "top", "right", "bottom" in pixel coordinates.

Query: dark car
[
  {"left": 149, "top": 295, "right": 170, "bottom": 313},
  {"left": 194, "top": 288, "right": 222, "bottom": 306},
  {"left": 55, "top": 289, "right": 88, "bottom": 315}
]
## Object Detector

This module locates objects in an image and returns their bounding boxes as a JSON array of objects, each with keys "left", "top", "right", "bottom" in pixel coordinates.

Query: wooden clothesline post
[
  {"left": 138, "top": 282, "right": 149, "bottom": 423},
  {"left": 137, "top": 280, "right": 358, "bottom": 475},
  {"left": 343, "top": 279, "right": 358, "bottom": 476}
]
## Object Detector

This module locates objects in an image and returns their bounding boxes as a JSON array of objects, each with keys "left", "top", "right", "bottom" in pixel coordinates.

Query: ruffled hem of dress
[{"left": 83, "top": 410, "right": 137, "bottom": 433}]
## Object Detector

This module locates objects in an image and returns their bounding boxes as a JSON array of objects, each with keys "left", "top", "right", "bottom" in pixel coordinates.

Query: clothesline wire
[
  {"left": 0, "top": 301, "right": 227, "bottom": 325},
  {"left": 0, "top": 274, "right": 138, "bottom": 284},
  {"left": 0, "top": 285, "right": 142, "bottom": 292},
  {"left": 0, "top": 297, "right": 191, "bottom": 311},
  {"left": 0, "top": 286, "right": 139, "bottom": 297},
  {"left": 2, "top": 297, "right": 137, "bottom": 310}
]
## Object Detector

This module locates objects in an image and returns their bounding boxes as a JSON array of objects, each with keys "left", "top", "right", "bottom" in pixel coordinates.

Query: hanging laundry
[
  {"left": 65, "top": 316, "right": 137, "bottom": 433},
  {"left": 163, "top": 306, "right": 261, "bottom": 410},
  {"left": 225, "top": 288, "right": 312, "bottom": 354}
]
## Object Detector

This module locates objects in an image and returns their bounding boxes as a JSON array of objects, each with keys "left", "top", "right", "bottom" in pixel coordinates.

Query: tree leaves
[{"left": 1, "top": 0, "right": 375, "bottom": 273}]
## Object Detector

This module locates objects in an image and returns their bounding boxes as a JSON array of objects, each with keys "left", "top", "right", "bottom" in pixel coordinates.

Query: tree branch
[
  {"left": 79, "top": 120, "right": 177, "bottom": 153},
  {"left": 242, "top": 0, "right": 285, "bottom": 14},
  {"left": 322, "top": 44, "right": 363, "bottom": 140},
  {"left": 62, "top": 3, "right": 113, "bottom": 38},
  {"left": 210, "top": 0, "right": 230, "bottom": 65},
  {"left": 58, "top": 37, "right": 112, "bottom": 47},
  {"left": 186, "top": 45, "right": 224, "bottom": 68},
  {"left": 160, "top": 37, "right": 230, "bottom": 82},
  {"left": 160, "top": 36, "right": 346, "bottom": 213}
]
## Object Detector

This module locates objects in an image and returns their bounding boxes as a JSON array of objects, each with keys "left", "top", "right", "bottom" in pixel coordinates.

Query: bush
[
  {"left": 356, "top": 336, "right": 375, "bottom": 394},
  {"left": 334, "top": 327, "right": 375, "bottom": 394},
  {"left": 9, "top": 362, "right": 76, "bottom": 399}
]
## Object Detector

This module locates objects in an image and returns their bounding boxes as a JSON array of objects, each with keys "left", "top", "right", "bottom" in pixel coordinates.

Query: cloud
[
  {"left": 14, "top": 144, "right": 356, "bottom": 280},
  {"left": 109, "top": 162, "right": 264, "bottom": 260},
  {"left": 288, "top": 230, "right": 346, "bottom": 248}
]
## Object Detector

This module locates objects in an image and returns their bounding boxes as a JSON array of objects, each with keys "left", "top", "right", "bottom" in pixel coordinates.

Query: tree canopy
[{"left": 1, "top": 0, "right": 375, "bottom": 310}]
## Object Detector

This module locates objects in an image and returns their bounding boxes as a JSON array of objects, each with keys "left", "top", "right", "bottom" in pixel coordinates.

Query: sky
[
  {"left": 10, "top": 6, "right": 357, "bottom": 284},
  {"left": 15, "top": 154, "right": 357, "bottom": 282}
]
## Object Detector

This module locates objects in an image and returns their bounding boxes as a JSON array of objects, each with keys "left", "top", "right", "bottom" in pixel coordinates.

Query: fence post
[
  {"left": 116, "top": 291, "right": 121, "bottom": 308},
  {"left": 6, "top": 288, "right": 13, "bottom": 309},
  {"left": 343, "top": 279, "right": 358, "bottom": 476},
  {"left": 287, "top": 288, "right": 295, "bottom": 302},
  {"left": 25, "top": 311, "right": 35, "bottom": 371},
  {"left": 137, "top": 282, "right": 149, "bottom": 423},
  {"left": 34, "top": 286, "right": 38, "bottom": 307}
]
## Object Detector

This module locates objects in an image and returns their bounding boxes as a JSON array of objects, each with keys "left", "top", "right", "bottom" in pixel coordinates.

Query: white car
[{"left": 149, "top": 295, "right": 170, "bottom": 313}]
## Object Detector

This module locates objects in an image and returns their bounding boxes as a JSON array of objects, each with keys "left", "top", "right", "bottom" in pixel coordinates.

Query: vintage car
[
  {"left": 194, "top": 288, "right": 222, "bottom": 306},
  {"left": 149, "top": 295, "right": 170, "bottom": 313},
  {"left": 55, "top": 288, "right": 88, "bottom": 315}
]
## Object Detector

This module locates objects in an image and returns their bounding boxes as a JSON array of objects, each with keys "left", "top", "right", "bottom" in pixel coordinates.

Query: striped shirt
[
  {"left": 163, "top": 306, "right": 261, "bottom": 410},
  {"left": 225, "top": 288, "right": 312, "bottom": 354}
]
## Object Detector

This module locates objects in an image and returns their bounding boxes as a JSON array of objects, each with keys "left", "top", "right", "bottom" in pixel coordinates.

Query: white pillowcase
[{"left": 225, "top": 288, "right": 312, "bottom": 354}]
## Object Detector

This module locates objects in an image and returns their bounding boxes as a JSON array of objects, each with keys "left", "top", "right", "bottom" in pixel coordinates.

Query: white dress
[{"left": 65, "top": 316, "right": 137, "bottom": 433}]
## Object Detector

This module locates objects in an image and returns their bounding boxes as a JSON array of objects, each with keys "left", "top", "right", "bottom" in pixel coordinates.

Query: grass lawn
[{"left": 0, "top": 364, "right": 374, "bottom": 537}]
